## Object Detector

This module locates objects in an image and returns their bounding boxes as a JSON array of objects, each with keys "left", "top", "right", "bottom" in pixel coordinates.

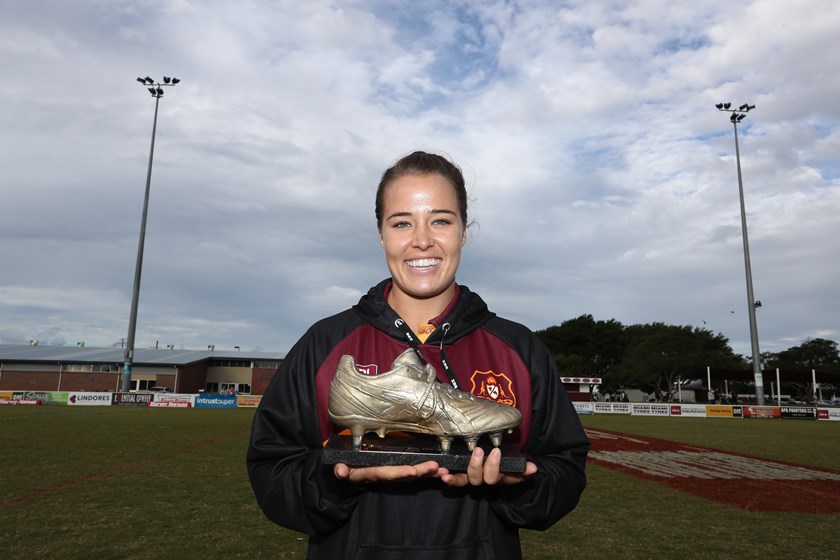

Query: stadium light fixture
[
  {"left": 716, "top": 101, "right": 764, "bottom": 405},
  {"left": 120, "top": 75, "right": 181, "bottom": 393}
]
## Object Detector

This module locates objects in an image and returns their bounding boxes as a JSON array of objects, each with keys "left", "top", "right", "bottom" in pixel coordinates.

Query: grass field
[{"left": 1, "top": 406, "right": 837, "bottom": 559}]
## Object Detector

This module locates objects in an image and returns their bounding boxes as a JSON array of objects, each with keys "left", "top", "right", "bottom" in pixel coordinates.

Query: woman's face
[{"left": 379, "top": 173, "right": 466, "bottom": 303}]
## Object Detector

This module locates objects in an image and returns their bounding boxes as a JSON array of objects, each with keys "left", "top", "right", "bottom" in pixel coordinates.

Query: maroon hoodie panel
[{"left": 314, "top": 323, "right": 532, "bottom": 448}]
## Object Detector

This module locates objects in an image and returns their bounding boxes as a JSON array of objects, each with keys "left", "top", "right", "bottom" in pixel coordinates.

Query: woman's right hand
[{"left": 334, "top": 461, "right": 443, "bottom": 483}]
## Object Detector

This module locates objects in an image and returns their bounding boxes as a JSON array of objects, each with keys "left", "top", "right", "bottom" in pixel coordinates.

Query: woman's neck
[{"left": 387, "top": 284, "right": 457, "bottom": 333}]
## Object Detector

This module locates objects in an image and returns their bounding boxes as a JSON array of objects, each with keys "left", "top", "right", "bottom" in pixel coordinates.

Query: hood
[{"left": 352, "top": 278, "right": 496, "bottom": 345}]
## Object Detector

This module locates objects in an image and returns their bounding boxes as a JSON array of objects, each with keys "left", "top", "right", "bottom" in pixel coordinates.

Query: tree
[
  {"left": 535, "top": 315, "right": 628, "bottom": 389},
  {"left": 613, "top": 323, "right": 743, "bottom": 401},
  {"left": 766, "top": 338, "right": 840, "bottom": 372},
  {"left": 765, "top": 338, "right": 840, "bottom": 401}
]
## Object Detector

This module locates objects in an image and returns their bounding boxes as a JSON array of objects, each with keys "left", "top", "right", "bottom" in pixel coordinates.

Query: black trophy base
[{"left": 322, "top": 434, "right": 527, "bottom": 473}]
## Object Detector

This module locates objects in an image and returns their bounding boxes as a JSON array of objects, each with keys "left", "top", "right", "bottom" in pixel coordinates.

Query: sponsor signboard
[
  {"left": 743, "top": 406, "right": 781, "bottom": 419},
  {"left": 593, "top": 402, "right": 630, "bottom": 414},
  {"left": 194, "top": 394, "right": 237, "bottom": 409},
  {"left": 149, "top": 400, "right": 191, "bottom": 408},
  {"left": 780, "top": 406, "right": 817, "bottom": 420},
  {"left": 573, "top": 402, "right": 594, "bottom": 415},
  {"left": 706, "top": 405, "right": 736, "bottom": 418},
  {"left": 22, "top": 391, "right": 64, "bottom": 404},
  {"left": 112, "top": 392, "right": 154, "bottom": 406},
  {"left": 630, "top": 403, "right": 670, "bottom": 416},
  {"left": 67, "top": 392, "right": 113, "bottom": 406},
  {"left": 817, "top": 408, "right": 840, "bottom": 421},
  {"left": 0, "top": 391, "right": 13, "bottom": 400},
  {"left": 153, "top": 393, "right": 196, "bottom": 407},
  {"left": 609, "top": 402, "right": 631, "bottom": 415},
  {"left": 670, "top": 404, "right": 707, "bottom": 417},
  {"left": 236, "top": 395, "right": 262, "bottom": 408},
  {"left": 0, "top": 398, "right": 41, "bottom": 405}
]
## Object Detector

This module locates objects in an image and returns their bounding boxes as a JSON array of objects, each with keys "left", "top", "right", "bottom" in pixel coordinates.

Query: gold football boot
[{"left": 328, "top": 349, "right": 521, "bottom": 451}]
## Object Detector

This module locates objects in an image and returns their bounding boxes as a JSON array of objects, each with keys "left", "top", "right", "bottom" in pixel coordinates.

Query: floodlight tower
[
  {"left": 120, "top": 76, "right": 181, "bottom": 393},
  {"left": 715, "top": 101, "right": 765, "bottom": 405}
]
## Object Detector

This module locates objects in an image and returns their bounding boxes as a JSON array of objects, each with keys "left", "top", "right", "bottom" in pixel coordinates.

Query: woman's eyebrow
[{"left": 385, "top": 208, "right": 457, "bottom": 220}]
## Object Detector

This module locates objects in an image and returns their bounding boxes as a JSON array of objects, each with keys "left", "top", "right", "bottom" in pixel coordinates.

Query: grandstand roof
[{"left": 0, "top": 344, "right": 285, "bottom": 367}]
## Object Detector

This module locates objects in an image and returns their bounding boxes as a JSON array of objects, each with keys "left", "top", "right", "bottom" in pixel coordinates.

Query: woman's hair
[{"left": 375, "top": 151, "right": 467, "bottom": 231}]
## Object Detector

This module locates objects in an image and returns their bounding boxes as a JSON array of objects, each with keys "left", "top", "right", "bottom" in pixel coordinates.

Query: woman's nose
[{"left": 412, "top": 224, "right": 433, "bottom": 249}]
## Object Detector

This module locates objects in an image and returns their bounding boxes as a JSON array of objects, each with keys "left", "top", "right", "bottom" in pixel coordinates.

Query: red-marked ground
[{"left": 586, "top": 428, "right": 840, "bottom": 514}]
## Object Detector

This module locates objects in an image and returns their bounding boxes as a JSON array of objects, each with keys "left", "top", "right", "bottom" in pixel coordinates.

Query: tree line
[{"left": 534, "top": 314, "right": 840, "bottom": 401}]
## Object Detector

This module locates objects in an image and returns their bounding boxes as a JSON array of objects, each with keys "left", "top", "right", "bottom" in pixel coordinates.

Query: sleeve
[
  {"left": 489, "top": 330, "right": 590, "bottom": 530},
  {"left": 246, "top": 325, "right": 361, "bottom": 537}
]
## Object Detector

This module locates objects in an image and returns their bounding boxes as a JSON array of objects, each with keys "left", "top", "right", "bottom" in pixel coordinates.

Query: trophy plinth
[{"left": 322, "top": 434, "right": 527, "bottom": 473}]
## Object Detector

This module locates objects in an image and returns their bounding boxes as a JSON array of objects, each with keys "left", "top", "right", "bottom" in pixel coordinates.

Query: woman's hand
[
  {"left": 334, "top": 460, "right": 443, "bottom": 483},
  {"left": 439, "top": 447, "right": 538, "bottom": 486}
]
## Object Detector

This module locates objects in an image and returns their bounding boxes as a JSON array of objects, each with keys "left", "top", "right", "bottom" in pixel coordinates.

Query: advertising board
[
  {"left": 152, "top": 393, "right": 195, "bottom": 407},
  {"left": 194, "top": 394, "right": 237, "bottom": 409},
  {"left": 0, "top": 398, "right": 41, "bottom": 405},
  {"left": 817, "top": 408, "right": 840, "bottom": 421},
  {"left": 743, "top": 406, "right": 781, "bottom": 419},
  {"left": 236, "top": 395, "right": 262, "bottom": 408},
  {"left": 67, "top": 392, "right": 113, "bottom": 406},
  {"left": 22, "top": 391, "right": 66, "bottom": 404},
  {"left": 670, "top": 404, "right": 707, "bottom": 417},
  {"left": 593, "top": 402, "right": 631, "bottom": 414},
  {"left": 706, "top": 405, "right": 736, "bottom": 418},
  {"left": 112, "top": 392, "right": 154, "bottom": 406},
  {"left": 779, "top": 407, "right": 817, "bottom": 420},
  {"left": 630, "top": 403, "right": 670, "bottom": 416}
]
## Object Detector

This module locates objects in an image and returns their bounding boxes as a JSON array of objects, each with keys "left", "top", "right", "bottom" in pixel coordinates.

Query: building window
[
  {"left": 215, "top": 360, "right": 252, "bottom": 368},
  {"left": 254, "top": 361, "right": 281, "bottom": 369},
  {"left": 132, "top": 379, "right": 156, "bottom": 391}
]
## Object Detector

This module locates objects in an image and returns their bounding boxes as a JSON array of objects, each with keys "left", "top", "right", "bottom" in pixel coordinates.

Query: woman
[{"left": 247, "top": 151, "right": 589, "bottom": 559}]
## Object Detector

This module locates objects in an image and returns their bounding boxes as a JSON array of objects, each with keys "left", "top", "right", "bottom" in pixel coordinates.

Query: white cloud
[{"left": 0, "top": 0, "right": 838, "bottom": 359}]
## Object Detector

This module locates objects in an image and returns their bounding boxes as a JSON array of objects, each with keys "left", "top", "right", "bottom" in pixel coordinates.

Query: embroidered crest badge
[{"left": 470, "top": 370, "right": 516, "bottom": 407}]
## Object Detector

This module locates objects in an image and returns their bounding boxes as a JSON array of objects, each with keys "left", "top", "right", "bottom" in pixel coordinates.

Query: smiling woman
[
  {"left": 247, "top": 150, "right": 589, "bottom": 560},
  {"left": 379, "top": 172, "right": 466, "bottom": 329}
]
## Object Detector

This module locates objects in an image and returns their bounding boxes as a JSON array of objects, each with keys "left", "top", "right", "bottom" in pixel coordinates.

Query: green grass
[{"left": 1, "top": 407, "right": 837, "bottom": 559}]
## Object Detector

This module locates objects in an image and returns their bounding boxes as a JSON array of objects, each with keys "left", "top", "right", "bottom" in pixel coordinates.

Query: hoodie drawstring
[{"left": 393, "top": 319, "right": 460, "bottom": 390}]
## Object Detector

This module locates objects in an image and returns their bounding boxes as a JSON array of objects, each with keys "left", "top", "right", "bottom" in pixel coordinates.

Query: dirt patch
[{"left": 586, "top": 428, "right": 840, "bottom": 514}]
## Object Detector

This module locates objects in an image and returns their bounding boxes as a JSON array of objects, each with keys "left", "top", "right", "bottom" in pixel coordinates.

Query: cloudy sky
[{"left": 1, "top": 0, "right": 838, "bottom": 360}]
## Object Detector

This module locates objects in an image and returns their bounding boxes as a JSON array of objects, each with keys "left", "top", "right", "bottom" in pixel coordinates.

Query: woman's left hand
[{"left": 439, "top": 447, "right": 537, "bottom": 486}]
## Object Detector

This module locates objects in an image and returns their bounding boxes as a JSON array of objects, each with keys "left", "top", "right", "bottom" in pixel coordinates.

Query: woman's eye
[{"left": 392, "top": 221, "right": 411, "bottom": 228}]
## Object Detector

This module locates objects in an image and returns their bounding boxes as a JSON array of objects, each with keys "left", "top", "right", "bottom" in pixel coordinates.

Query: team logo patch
[{"left": 470, "top": 370, "right": 516, "bottom": 407}]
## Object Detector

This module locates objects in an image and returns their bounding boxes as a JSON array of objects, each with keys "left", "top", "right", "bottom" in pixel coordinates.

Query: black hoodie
[{"left": 247, "top": 279, "right": 589, "bottom": 559}]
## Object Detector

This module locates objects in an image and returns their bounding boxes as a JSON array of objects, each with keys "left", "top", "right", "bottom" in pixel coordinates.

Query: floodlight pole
[
  {"left": 120, "top": 76, "right": 180, "bottom": 393},
  {"left": 716, "top": 102, "right": 765, "bottom": 405}
]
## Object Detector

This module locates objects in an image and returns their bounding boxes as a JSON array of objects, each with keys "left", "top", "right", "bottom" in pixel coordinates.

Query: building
[{"left": 0, "top": 344, "right": 284, "bottom": 395}]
